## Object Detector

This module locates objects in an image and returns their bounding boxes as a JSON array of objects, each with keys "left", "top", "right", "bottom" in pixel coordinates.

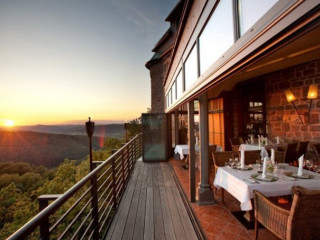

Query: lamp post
[
  {"left": 85, "top": 117, "right": 99, "bottom": 239},
  {"left": 124, "top": 122, "right": 128, "bottom": 142},
  {"left": 86, "top": 117, "right": 95, "bottom": 172}
]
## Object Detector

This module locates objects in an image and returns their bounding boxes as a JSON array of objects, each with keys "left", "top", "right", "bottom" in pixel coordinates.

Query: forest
[
  {"left": 0, "top": 137, "right": 125, "bottom": 239},
  {"left": 0, "top": 119, "right": 142, "bottom": 238},
  {"left": 0, "top": 131, "right": 102, "bottom": 167}
]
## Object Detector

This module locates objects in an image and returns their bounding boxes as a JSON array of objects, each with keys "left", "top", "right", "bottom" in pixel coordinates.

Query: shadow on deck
[{"left": 105, "top": 160, "right": 201, "bottom": 240}]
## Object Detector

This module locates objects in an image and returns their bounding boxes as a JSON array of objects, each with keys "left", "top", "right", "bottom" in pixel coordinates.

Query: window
[
  {"left": 238, "top": 0, "right": 279, "bottom": 36},
  {"left": 184, "top": 45, "right": 198, "bottom": 90},
  {"left": 169, "top": 89, "right": 172, "bottom": 105},
  {"left": 176, "top": 70, "right": 183, "bottom": 99},
  {"left": 199, "top": 0, "right": 234, "bottom": 75},
  {"left": 171, "top": 81, "right": 176, "bottom": 101},
  {"left": 208, "top": 98, "right": 225, "bottom": 150},
  {"left": 166, "top": 94, "right": 169, "bottom": 108}
]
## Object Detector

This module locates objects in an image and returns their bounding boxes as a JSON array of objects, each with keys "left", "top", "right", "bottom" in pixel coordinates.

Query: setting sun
[{"left": 5, "top": 120, "right": 14, "bottom": 127}]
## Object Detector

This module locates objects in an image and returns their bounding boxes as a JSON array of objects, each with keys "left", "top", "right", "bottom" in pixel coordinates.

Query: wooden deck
[{"left": 105, "top": 160, "right": 199, "bottom": 240}]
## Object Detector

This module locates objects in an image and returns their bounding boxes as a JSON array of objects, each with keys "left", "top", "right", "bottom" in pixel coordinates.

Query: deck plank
[
  {"left": 172, "top": 186, "right": 198, "bottom": 240},
  {"left": 105, "top": 162, "right": 198, "bottom": 240},
  {"left": 144, "top": 187, "right": 154, "bottom": 240}
]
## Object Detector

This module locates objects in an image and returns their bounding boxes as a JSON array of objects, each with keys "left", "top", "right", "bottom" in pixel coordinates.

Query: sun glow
[{"left": 5, "top": 120, "right": 14, "bottom": 127}]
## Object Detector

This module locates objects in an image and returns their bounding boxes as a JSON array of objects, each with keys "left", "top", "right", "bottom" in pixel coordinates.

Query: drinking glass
[
  {"left": 229, "top": 158, "right": 234, "bottom": 168},
  {"left": 225, "top": 162, "right": 229, "bottom": 168},
  {"left": 306, "top": 159, "right": 313, "bottom": 172}
]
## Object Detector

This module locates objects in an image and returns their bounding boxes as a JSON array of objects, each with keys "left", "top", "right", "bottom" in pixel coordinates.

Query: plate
[
  {"left": 237, "top": 165, "right": 253, "bottom": 171},
  {"left": 277, "top": 163, "right": 289, "bottom": 169},
  {"left": 285, "top": 172, "right": 314, "bottom": 179},
  {"left": 251, "top": 173, "right": 279, "bottom": 182}
]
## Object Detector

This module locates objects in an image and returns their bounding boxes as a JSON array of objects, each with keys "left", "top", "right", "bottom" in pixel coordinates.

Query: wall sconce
[{"left": 284, "top": 84, "right": 318, "bottom": 125}]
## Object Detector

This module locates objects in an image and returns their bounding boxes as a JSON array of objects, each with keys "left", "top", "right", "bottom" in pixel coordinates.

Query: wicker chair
[
  {"left": 230, "top": 138, "right": 241, "bottom": 158},
  {"left": 212, "top": 151, "right": 234, "bottom": 204},
  {"left": 274, "top": 150, "right": 285, "bottom": 163},
  {"left": 254, "top": 186, "right": 320, "bottom": 240},
  {"left": 313, "top": 143, "right": 320, "bottom": 161},
  {"left": 296, "top": 141, "right": 309, "bottom": 159},
  {"left": 284, "top": 142, "right": 299, "bottom": 164},
  {"left": 243, "top": 150, "right": 261, "bottom": 165}
]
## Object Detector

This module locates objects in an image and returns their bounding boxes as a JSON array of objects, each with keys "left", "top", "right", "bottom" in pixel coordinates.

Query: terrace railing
[{"left": 8, "top": 133, "right": 142, "bottom": 240}]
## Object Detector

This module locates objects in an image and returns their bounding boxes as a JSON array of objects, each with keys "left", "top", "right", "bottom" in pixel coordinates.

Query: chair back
[
  {"left": 313, "top": 143, "right": 320, "bottom": 161},
  {"left": 243, "top": 150, "right": 261, "bottom": 165},
  {"left": 288, "top": 186, "right": 320, "bottom": 240},
  {"left": 230, "top": 138, "right": 241, "bottom": 145},
  {"left": 284, "top": 142, "right": 298, "bottom": 164},
  {"left": 296, "top": 141, "right": 309, "bottom": 159},
  {"left": 212, "top": 151, "right": 233, "bottom": 172},
  {"left": 274, "top": 150, "right": 285, "bottom": 163}
]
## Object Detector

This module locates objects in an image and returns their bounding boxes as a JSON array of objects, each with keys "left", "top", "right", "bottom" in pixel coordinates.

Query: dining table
[
  {"left": 214, "top": 165, "right": 320, "bottom": 211},
  {"left": 238, "top": 144, "right": 269, "bottom": 159},
  {"left": 174, "top": 144, "right": 223, "bottom": 160}
]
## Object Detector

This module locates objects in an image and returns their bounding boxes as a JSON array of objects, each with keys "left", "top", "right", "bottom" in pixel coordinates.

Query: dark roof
[
  {"left": 165, "top": 0, "right": 185, "bottom": 22},
  {"left": 152, "top": 28, "right": 172, "bottom": 52}
]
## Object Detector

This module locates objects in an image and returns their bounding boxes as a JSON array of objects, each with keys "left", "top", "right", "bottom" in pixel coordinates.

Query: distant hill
[
  {"left": 3, "top": 124, "right": 125, "bottom": 138},
  {"left": 0, "top": 131, "right": 103, "bottom": 167}
]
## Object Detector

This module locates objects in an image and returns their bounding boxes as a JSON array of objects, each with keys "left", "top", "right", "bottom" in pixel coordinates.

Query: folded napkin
[
  {"left": 240, "top": 150, "right": 245, "bottom": 169},
  {"left": 271, "top": 148, "right": 275, "bottom": 165},
  {"left": 297, "top": 154, "right": 304, "bottom": 176},
  {"left": 262, "top": 157, "right": 269, "bottom": 179},
  {"left": 276, "top": 136, "right": 280, "bottom": 144}
]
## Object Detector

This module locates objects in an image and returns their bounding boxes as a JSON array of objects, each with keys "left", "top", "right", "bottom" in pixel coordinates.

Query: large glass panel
[
  {"left": 199, "top": 0, "right": 234, "bottom": 75},
  {"left": 184, "top": 45, "right": 198, "bottom": 90},
  {"left": 142, "top": 114, "right": 167, "bottom": 161},
  {"left": 171, "top": 81, "right": 176, "bottom": 101},
  {"left": 238, "top": 0, "right": 278, "bottom": 36},
  {"left": 208, "top": 98, "right": 225, "bottom": 150},
  {"left": 176, "top": 70, "right": 183, "bottom": 99}
]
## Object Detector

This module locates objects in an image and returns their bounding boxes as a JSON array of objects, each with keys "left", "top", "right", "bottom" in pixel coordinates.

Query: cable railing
[{"left": 8, "top": 133, "right": 142, "bottom": 240}]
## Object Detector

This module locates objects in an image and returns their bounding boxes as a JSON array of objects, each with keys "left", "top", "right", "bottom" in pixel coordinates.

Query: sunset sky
[{"left": 0, "top": 0, "right": 177, "bottom": 126}]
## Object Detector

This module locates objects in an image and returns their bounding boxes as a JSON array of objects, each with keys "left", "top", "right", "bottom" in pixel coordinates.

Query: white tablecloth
[
  {"left": 239, "top": 144, "right": 269, "bottom": 158},
  {"left": 174, "top": 144, "right": 223, "bottom": 160},
  {"left": 214, "top": 166, "right": 320, "bottom": 210}
]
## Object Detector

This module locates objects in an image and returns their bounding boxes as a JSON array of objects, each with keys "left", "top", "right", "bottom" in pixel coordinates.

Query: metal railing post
[
  {"left": 38, "top": 195, "right": 60, "bottom": 240},
  {"left": 91, "top": 166, "right": 99, "bottom": 240}
]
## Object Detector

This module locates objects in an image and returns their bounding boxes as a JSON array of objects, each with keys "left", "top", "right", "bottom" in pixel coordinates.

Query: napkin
[
  {"left": 297, "top": 154, "right": 304, "bottom": 176},
  {"left": 250, "top": 135, "right": 254, "bottom": 144},
  {"left": 262, "top": 157, "right": 269, "bottom": 179},
  {"left": 258, "top": 136, "right": 261, "bottom": 149},
  {"left": 276, "top": 136, "right": 280, "bottom": 144},
  {"left": 271, "top": 148, "right": 275, "bottom": 165},
  {"left": 240, "top": 150, "right": 245, "bottom": 168}
]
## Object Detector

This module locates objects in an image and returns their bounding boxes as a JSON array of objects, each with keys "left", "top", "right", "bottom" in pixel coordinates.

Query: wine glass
[
  {"left": 235, "top": 158, "right": 240, "bottom": 168},
  {"left": 229, "top": 158, "right": 234, "bottom": 168},
  {"left": 306, "top": 160, "right": 313, "bottom": 173}
]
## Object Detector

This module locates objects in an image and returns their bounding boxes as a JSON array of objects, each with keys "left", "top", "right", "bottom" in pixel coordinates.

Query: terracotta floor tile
[{"left": 169, "top": 158, "right": 280, "bottom": 240}]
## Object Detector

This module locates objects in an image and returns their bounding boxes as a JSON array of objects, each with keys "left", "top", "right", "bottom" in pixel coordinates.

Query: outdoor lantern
[
  {"left": 86, "top": 117, "right": 95, "bottom": 171},
  {"left": 307, "top": 84, "right": 318, "bottom": 99},
  {"left": 284, "top": 89, "right": 296, "bottom": 102},
  {"left": 284, "top": 84, "right": 318, "bottom": 125}
]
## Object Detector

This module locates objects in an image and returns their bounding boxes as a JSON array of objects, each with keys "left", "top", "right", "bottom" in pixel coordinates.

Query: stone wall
[
  {"left": 265, "top": 59, "right": 320, "bottom": 142},
  {"left": 149, "top": 55, "right": 171, "bottom": 113}
]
